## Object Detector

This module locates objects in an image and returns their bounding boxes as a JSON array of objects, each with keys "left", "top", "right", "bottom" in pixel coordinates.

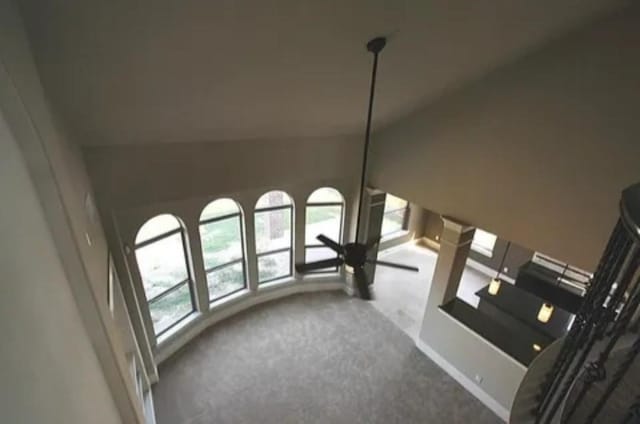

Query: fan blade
[
  {"left": 296, "top": 257, "right": 344, "bottom": 273},
  {"left": 367, "top": 259, "right": 419, "bottom": 272},
  {"left": 316, "top": 234, "right": 343, "bottom": 253},
  {"left": 354, "top": 266, "right": 372, "bottom": 300}
]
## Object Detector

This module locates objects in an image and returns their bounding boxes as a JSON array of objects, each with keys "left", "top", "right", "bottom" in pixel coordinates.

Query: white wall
[
  {"left": 0, "top": 110, "right": 121, "bottom": 424},
  {"left": 370, "top": 5, "right": 640, "bottom": 271},
  {"left": 0, "top": 0, "right": 147, "bottom": 420}
]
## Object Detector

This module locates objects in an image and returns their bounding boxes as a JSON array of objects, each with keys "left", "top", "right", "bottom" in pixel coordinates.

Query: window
[
  {"left": 305, "top": 187, "right": 344, "bottom": 273},
  {"left": 199, "top": 199, "right": 247, "bottom": 302},
  {"left": 381, "top": 194, "right": 409, "bottom": 236},
  {"left": 135, "top": 214, "right": 194, "bottom": 336},
  {"left": 471, "top": 228, "right": 497, "bottom": 257},
  {"left": 254, "top": 191, "right": 293, "bottom": 283}
]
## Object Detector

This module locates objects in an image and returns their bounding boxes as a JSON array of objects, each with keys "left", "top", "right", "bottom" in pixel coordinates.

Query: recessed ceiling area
[{"left": 18, "top": 0, "right": 624, "bottom": 146}]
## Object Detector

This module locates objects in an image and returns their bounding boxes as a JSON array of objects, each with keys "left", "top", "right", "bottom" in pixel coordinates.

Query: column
[{"left": 422, "top": 215, "right": 475, "bottom": 317}]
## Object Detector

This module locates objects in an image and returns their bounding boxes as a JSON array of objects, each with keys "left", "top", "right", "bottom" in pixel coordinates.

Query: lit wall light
[
  {"left": 533, "top": 344, "right": 542, "bottom": 352},
  {"left": 488, "top": 278, "right": 501, "bottom": 295},
  {"left": 537, "top": 303, "right": 554, "bottom": 323}
]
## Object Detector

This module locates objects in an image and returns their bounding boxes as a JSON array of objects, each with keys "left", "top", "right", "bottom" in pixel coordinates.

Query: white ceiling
[{"left": 18, "top": 0, "right": 624, "bottom": 146}]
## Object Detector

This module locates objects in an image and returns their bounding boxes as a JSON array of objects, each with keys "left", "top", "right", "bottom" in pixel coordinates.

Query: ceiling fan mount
[{"left": 295, "top": 36, "right": 418, "bottom": 300}]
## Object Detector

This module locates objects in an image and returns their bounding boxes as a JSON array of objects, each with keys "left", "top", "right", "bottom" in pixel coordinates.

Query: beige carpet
[{"left": 153, "top": 291, "right": 500, "bottom": 424}]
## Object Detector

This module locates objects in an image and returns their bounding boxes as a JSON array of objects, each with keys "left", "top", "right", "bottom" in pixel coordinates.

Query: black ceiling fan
[{"left": 295, "top": 36, "right": 419, "bottom": 300}]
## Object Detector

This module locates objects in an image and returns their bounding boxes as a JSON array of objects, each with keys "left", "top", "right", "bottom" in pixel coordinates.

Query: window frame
[
  {"left": 254, "top": 200, "right": 294, "bottom": 284},
  {"left": 134, "top": 221, "right": 195, "bottom": 338},
  {"left": 304, "top": 194, "right": 344, "bottom": 274},
  {"left": 381, "top": 198, "right": 410, "bottom": 237},
  {"left": 199, "top": 207, "right": 248, "bottom": 303}
]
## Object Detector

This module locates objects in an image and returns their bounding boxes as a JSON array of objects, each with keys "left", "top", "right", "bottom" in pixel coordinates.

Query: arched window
[
  {"left": 305, "top": 187, "right": 344, "bottom": 272},
  {"left": 135, "top": 214, "right": 194, "bottom": 336},
  {"left": 199, "top": 199, "right": 246, "bottom": 302},
  {"left": 254, "top": 190, "right": 293, "bottom": 283}
]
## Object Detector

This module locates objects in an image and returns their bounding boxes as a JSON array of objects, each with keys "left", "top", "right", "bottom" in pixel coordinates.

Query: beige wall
[
  {"left": 84, "top": 136, "right": 361, "bottom": 210},
  {"left": 369, "top": 5, "right": 640, "bottom": 271},
  {"left": 0, "top": 0, "right": 146, "bottom": 421},
  {"left": 0, "top": 100, "right": 122, "bottom": 423}
]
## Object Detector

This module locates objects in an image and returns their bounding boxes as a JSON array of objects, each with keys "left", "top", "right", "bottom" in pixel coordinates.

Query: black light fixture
[
  {"left": 293, "top": 36, "right": 420, "bottom": 300},
  {"left": 488, "top": 241, "right": 511, "bottom": 295}
]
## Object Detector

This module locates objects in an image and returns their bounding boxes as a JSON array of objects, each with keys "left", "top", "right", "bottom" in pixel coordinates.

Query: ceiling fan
[{"left": 295, "top": 36, "right": 419, "bottom": 300}]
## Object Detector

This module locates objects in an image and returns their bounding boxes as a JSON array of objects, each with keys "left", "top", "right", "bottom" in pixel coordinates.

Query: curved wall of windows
[{"left": 130, "top": 185, "right": 351, "bottom": 356}]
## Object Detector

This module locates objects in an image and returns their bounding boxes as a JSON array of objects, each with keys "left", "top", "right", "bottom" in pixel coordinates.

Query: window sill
[
  {"left": 258, "top": 276, "right": 296, "bottom": 290},
  {"left": 381, "top": 229, "right": 410, "bottom": 242},
  {"left": 155, "top": 312, "right": 201, "bottom": 347},
  {"left": 209, "top": 288, "right": 252, "bottom": 310}
]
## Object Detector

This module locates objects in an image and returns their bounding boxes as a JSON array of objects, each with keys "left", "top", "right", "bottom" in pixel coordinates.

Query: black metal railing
[{"left": 534, "top": 182, "right": 640, "bottom": 423}]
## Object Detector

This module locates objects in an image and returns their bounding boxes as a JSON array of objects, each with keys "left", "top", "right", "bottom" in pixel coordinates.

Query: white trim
[
  {"left": 154, "top": 280, "right": 346, "bottom": 364},
  {"left": 415, "top": 338, "right": 510, "bottom": 422}
]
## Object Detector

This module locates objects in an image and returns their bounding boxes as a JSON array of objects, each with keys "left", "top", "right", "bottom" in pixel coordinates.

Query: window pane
[
  {"left": 135, "top": 233, "right": 189, "bottom": 300},
  {"left": 207, "top": 262, "right": 245, "bottom": 301},
  {"left": 384, "top": 194, "right": 408, "bottom": 213},
  {"left": 306, "top": 205, "right": 341, "bottom": 244},
  {"left": 200, "top": 216, "right": 243, "bottom": 269},
  {"left": 149, "top": 283, "right": 193, "bottom": 335},
  {"left": 472, "top": 229, "right": 497, "bottom": 254},
  {"left": 308, "top": 187, "right": 342, "bottom": 203},
  {"left": 200, "top": 198, "right": 240, "bottom": 221},
  {"left": 256, "top": 190, "right": 292, "bottom": 208},
  {"left": 255, "top": 209, "right": 291, "bottom": 253},
  {"left": 135, "top": 214, "right": 181, "bottom": 244},
  {"left": 382, "top": 209, "right": 405, "bottom": 236},
  {"left": 258, "top": 250, "right": 291, "bottom": 282},
  {"left": 305, "top": 246, "right": 339, "bottom": 272}
]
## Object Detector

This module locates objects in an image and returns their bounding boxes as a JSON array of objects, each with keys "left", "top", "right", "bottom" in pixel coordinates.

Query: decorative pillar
[{"left": 422, "top": 216, "right": 475, "bottom": 315}]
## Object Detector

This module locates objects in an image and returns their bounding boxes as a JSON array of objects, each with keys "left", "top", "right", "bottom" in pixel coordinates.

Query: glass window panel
[
  {"left": 305, "top": 246, "right": 339, "bottom": 272},
  {"left": 381, "top": 209, "right": 405, "bottom": 236},
  {"left": 256, "top": 190, "right": 292, "bottom": 208},
  {"left": 471, "top": 228, "right": 497, "bottom": 255},
  {"left": 306, "top": 205, "right": 341, "bottom": 244},
  {"left": 207, "top": 262, "right": 245, "bottom": 301},
  {"left": 200, "top": 198, "right": 240, "bottom": 222},
  {"left": 200, "top": 216, "right": 243, "bottom": 269},
  {"left": 149, "top": 283, "right": 193, "bottom": 335},
  {"left": 258, "top": 250, "right": 291, "bottom": 282},
  {"left": 307, "top": 187, "right": 343, "bottom": 203},
  {"left": 135, "top": 214, "right": 181, "bottom": 244},
  {"left": 255, "top": 209, "right": 292, "bottom": 254},
  {"left": 135, "top": 233, "right": 188, "bottom": 300},
  {"left": 384, "top": 194, "right": 408, "bottom": 213}
]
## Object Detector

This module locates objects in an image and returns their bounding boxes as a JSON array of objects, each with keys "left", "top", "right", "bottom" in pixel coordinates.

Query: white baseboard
[{"left": 415, "top": 338, "right": 510, "bottom": 422}]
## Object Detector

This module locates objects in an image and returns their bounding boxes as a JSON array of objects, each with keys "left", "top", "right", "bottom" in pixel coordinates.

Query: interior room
[{"left": 3, "top": 0, "right": 640, "bottom": 423}]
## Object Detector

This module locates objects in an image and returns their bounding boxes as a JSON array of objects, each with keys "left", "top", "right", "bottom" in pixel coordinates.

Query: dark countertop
[
  {"left": 440, "top": 299, "right": 552, "bottom": 367},
  {"left": 476, "top": 280, "right": 574, "bottom": 339}
]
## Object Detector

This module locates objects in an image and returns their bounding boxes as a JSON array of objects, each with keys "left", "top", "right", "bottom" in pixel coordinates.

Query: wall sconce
[
  {"left": 488, "top": 278, "right": 501, "bottom": 295},
  {"left": 537, "top": 303, "right": 554, "bottom": 323}
]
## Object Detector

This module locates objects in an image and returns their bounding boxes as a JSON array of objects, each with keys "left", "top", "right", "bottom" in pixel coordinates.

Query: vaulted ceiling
[{"left": 18, "top": 0, "right": 624, "bottom": 145}]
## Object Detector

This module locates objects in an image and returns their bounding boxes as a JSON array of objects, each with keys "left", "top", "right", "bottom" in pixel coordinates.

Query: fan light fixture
[
  {"left": 488, "top": 241, "right": 511, "bottom": 295},
  {"left": 488, "top": 278, "right": 501, "bottom": 295},
  {"left": 537, "top": 303, "right": 554, "bottom": 323},
  {"left": 293, "top": 37, "right": 420, "bottom": 300}
]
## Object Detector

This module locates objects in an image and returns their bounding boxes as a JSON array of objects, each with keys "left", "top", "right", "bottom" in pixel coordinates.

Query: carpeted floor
[{"left": 153, "top": 291, "right": 500, "bottom": 424}]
